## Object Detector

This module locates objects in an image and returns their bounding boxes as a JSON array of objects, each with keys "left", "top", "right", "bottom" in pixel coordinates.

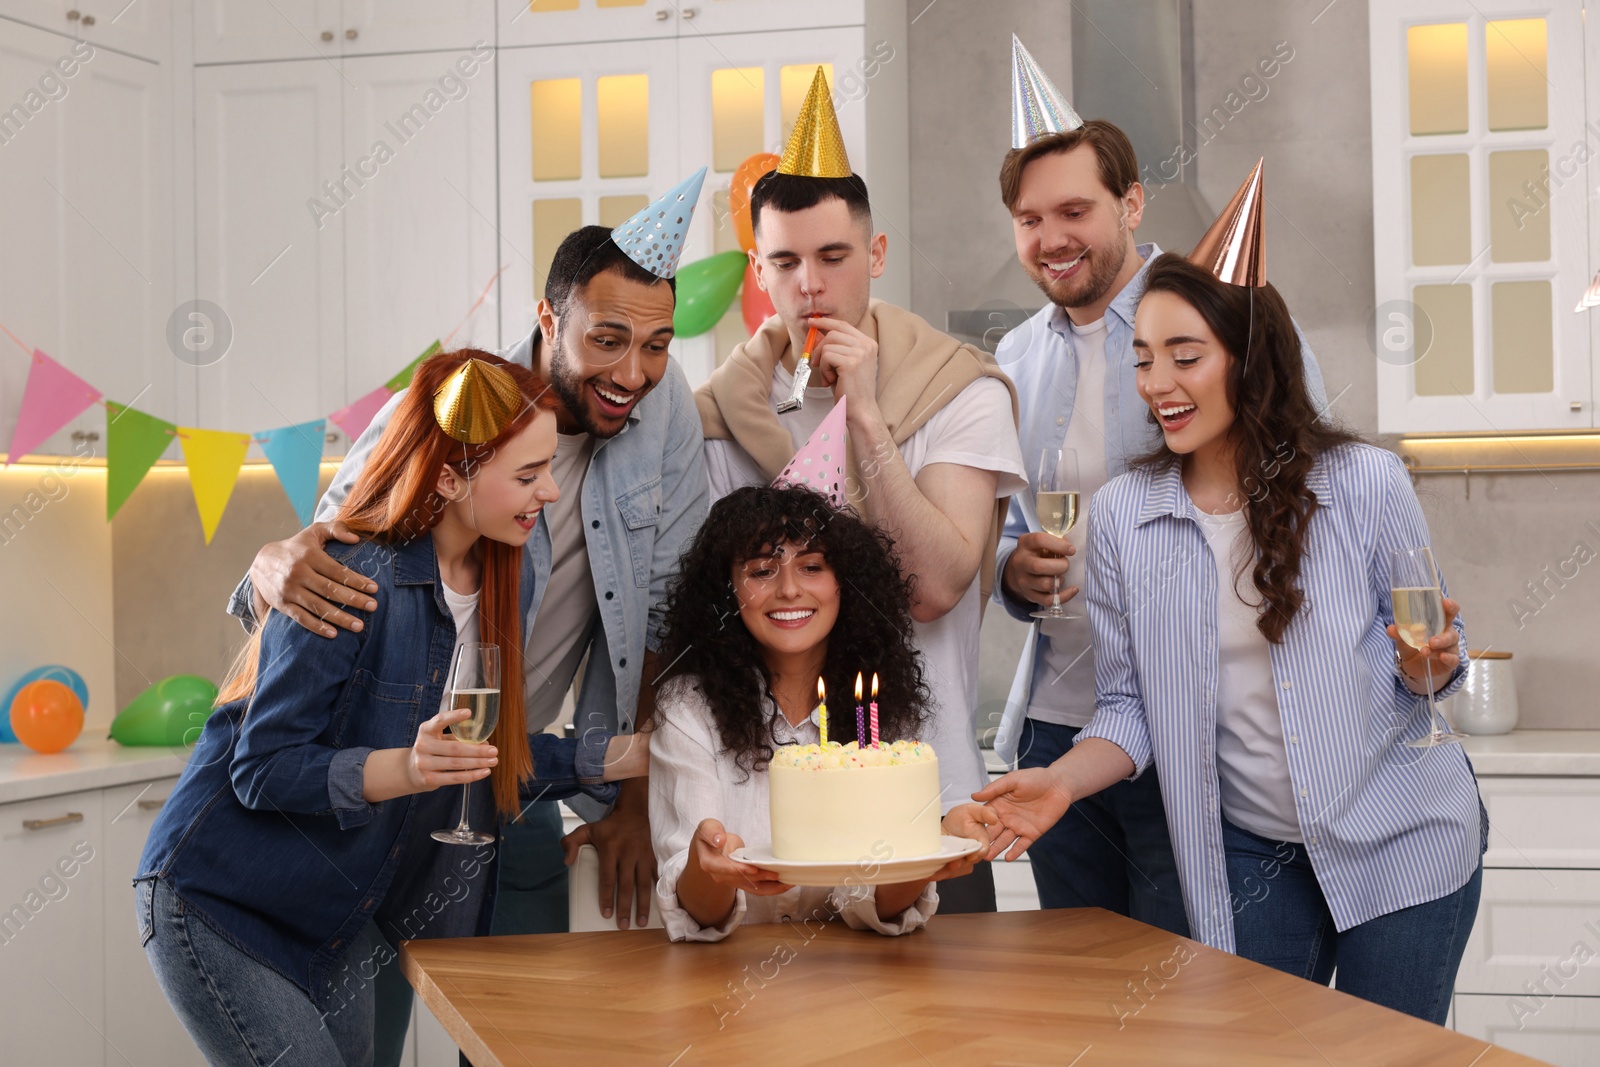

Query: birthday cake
[{"left": 768, "top": 740, "right": 941, "bottom": 862}]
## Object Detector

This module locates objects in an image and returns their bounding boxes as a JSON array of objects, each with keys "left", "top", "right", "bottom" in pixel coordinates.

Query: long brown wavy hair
[
  {"left": 1137, "top": 253, "right": 1361, "bottom": 643},
  {"left": 217, "top": 349, "right": 561, "bottom": 816}
]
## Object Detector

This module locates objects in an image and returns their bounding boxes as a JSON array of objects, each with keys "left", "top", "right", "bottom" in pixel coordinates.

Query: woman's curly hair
[{"left": 654, "top": 484, "right": 930, "bottom": 778}]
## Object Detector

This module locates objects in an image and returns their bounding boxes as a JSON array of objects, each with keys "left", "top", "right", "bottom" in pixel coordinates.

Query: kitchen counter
[
  {"left": 981, "top": 730, "right": 1600, "bottom": 778},
  {"left": 1459, "top": 730, "right": 1600, "bottom": 776},
  {"left": 0, "top": 735, "right": 190, "bottom": 804}
]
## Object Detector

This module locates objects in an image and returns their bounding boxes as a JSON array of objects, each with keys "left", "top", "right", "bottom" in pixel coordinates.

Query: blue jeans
[
  {"left": 1222, "top": 817, "right": 1482, "bottom": 1025},
  {"left": 1017, "top": 718, "right": 1189, "bottom": 936},
  {"left": 140, "top": 877, "right": 380, "bottom": 1067},
  {"left": 490, "top": 799, "right": 571, "bottom": 935}
]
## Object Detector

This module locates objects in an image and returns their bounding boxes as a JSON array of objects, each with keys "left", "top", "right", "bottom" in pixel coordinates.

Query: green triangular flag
[
  {"left": 385, "top": 340, "right": 441, "bottom": 393},
  {"left": 106, "top": 403, "right": 176, "bottom": 521}
]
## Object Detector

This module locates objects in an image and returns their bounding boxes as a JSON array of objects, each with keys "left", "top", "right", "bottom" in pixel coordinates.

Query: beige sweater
[{"left": 696, "top": 300, "right": 1019, "bottom": 602}]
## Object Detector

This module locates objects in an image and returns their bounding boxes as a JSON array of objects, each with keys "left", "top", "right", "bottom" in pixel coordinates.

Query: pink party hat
[{"left": 774, "top": 396, "right": 848, "bottom": 508}]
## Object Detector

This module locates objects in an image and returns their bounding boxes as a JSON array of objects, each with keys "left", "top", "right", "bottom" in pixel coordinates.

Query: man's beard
[
  {"left": 1029, "top": 220, "right": 1130, "bottom": 312},
  {"left": 546, "top": 328, "right": 619, "bottom": 439}
]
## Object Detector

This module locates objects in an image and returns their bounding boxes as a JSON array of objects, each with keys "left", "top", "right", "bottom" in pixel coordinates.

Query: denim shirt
[
  {"left": 228, "top": 327, "right": 709, "bottom": 819},
  {"left": 146, "top": 533, "right": 619, "bottom": 1008},
  {"left": 989, "top": 244, "right": 1329, "bottom": 765}
]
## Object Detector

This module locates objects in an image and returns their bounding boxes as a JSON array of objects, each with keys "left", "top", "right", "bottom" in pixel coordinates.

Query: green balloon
[
  {"left": 673, "top": 251, "right": 748, "bottom": 337},
  {"left": 110, "top": 674, "right": 220, "bottom": 747}
]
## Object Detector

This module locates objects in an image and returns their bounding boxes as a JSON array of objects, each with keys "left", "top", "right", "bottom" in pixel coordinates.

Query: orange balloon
[
  {"left": 730, "top": 152, "right": 780, "bottom": 254},
  {"left": 11, "top": 679, "right": 84, "bottom": 754}
]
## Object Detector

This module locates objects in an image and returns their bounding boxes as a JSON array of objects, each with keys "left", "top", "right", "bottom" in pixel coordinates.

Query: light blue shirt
[
  {"left": 228, "top": 328, "right": 709, "bottom": 819},
  {"left": 1079, "top": 444, "right": 1482, "bottom": 952},
  {"left": 990, "top": 244, "right": 1329, "bottom": 763}
]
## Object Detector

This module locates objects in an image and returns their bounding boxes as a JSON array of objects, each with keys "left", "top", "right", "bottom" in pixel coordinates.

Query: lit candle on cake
[
  {"left": 870, "top": 672, "right": 880, "bottom": 747},
  {"left": 816, "top": 677, "right": 828, "bottom": 747},
  {"left": 854, "top": 672, "right": 865, "bottom": 748}
]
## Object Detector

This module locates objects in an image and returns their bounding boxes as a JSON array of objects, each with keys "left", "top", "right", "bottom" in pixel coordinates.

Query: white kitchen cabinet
[
  {"left": 495, "top": 0, "right": 676, "bottom": 49},
  {"left": 1454, "top": 993, "right": 1600, "bottom": 1067},
  {"left": 102, "top": 777, "right": 207, "bottom": 1067},
  {"left": 341, "top": 48, "right": 502, "bottom": 397},
  {"left": 1368, "top": 0, "right": 1596, "bottom": 433},
  {"left": 0, "top": 787, "right": 106, "bottom": 1067},
  {"left": 192, "top": 0, "right": 334, "bottom": 64},
  {"left": 1479, "top": 774, "right": 1600, "bottom": 869},
  {"left": 1456, "top": 868, "right": 1600, "bottom": 997},
  {"left": 193, "top": 57, "right": 346, "bottom": 441},
  {"left": 495, "top": 37, "right": 682, "bottom": 347},
  {"left": 195, "top": 0, "right": 491, "bottom": 65},
  {"left": 0, "top": 16, "right": 176, "bottom": 459},
  {"left": 2, "top": 0, "right": 170, "bottom": 62}
]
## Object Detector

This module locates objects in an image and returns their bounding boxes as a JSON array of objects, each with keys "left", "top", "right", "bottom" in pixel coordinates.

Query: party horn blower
[{"left": 776, "top": 325, "right": 822, "bottom": 413}]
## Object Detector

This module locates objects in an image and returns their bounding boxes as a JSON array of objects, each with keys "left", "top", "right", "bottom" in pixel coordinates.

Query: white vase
[{"left": 1446, "top": 651, "right": 1518, "bottom": 735}]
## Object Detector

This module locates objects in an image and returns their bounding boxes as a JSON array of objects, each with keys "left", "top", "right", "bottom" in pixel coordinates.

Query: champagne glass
[
  {"left": 1389, "top": 547, "right": 1463, "bottom": 748},
  {"left": 1031, "top": 447, "right": 1083, "bottom": 620},
  {"left": 432, "top": 642, "right": 501, "bottom": 845}
]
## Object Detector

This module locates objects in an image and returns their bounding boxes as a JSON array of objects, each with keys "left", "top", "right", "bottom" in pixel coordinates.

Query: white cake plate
[{"left": 730, "top": 835, "right": 985, "bottom": 888}]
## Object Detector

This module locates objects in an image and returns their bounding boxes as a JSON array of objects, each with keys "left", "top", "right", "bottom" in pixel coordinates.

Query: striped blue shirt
[{"left": 1079, "top": 443, "right": 1485, "bottom": 952}]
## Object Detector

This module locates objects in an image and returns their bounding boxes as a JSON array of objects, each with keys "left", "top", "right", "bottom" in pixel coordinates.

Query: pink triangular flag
[
  {"left": 6, "top": 349, "right": 102, "bottom": 465},
  {"left": 328, "top": 385, "right": 394, "bottom": 443},
  {"left": 773, "top": 395, "right": 848, "bottom": 508}
]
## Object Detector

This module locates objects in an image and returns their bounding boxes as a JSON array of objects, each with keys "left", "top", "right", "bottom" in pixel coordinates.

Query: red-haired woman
[{"left": 135, "top": 351, "right": 648, "bottom": 1066}]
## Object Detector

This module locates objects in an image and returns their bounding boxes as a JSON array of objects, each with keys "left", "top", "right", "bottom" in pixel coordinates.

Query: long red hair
[{"left": 218, "top": 349, "right": 561, "bottom": 818}]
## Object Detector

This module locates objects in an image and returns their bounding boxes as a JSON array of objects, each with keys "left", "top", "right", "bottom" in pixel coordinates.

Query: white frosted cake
[{"left": 768, "top": 740, "right": 941, "bottom": 862}]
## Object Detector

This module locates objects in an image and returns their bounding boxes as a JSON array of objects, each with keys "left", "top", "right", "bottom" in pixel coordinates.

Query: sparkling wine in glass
[
  {"left": 1032, "top": 447, "right": 1082, "bottom": 620},
  {"left": 433, "top": 642, "right": 501, "bottom": 845},
  {"left": 1389, "top": 547, "right": 1463, "bottom": 749}
]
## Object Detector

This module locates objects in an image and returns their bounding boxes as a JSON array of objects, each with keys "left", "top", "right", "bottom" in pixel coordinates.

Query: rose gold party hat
[
  {"left": 778, "top": 67, "right": 852, "bottom": 179},
  {"left": 433, "top": 359, "right": 523, "bottom": 444},
  {"left": 773, "top": 396, "right": 848, "bottom": 508},
  {"left": 1191, "top": 158, "right": 1266, "bottom": 288},
  {"left": 1576, "top": 270, "right": 1600, "bottom": 312}
]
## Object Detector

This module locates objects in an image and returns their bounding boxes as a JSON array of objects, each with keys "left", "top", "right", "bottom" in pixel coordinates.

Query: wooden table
[{"left": 400, "top": 909, "right": 1547, "bottom": 1066}]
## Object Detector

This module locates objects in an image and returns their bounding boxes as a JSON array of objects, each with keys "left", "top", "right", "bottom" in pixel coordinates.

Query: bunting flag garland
[
  {"left": 0, "top": 268, "right": 494, "bottom": 540},
  {"left": 177, "top": 427, "right": 252, "bottom": 543},
  {"left": 328, "top": 384, "right": 397, "bottom": 444},
  {"left": 6, "top": 349, "right": 102, "bottom": 466},
  {"left": 257, "top": 420, "right": 327, "bottom": 527},
  {"left": 385, "top": 339, "right": 442, "bottom": 393},
  {"left": 105, "top": 403, "right": 177, "bottom": 522}
]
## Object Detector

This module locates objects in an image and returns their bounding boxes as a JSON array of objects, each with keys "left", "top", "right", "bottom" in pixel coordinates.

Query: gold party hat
[
  {"left": 778, "top": 67, "right": 852, "bottom": 178},
  {"left": 1190, "top": 158, "right": 1266, "bottom": 288},
  {"left": 433, "top": 359, "right": 523, "bottom": 444}
]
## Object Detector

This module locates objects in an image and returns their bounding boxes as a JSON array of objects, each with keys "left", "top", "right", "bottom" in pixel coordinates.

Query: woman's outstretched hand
[
  {"left": 971, "top": 767, "right": 1074, "bottom": 862},
  {"left": 927, "top": 803, "right": 999, "bottom": 882}
]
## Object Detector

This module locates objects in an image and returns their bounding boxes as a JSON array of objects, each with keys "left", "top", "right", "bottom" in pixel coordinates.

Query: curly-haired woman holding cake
[{"left": 649, "top": 483, "right": 995, "bottom": 941}]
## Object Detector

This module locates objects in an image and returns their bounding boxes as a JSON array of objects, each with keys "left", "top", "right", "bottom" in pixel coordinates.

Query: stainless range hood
[{"left": 948, "top": 0, "right": 1214, "bottom": 348}]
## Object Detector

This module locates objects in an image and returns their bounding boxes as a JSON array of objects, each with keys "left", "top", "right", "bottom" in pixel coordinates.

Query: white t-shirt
[
  {"left": 440, "top": 579, "right": 481, "bottom": 715},
  {"left": 1196, "top": 508, "right": 1303, "bottom": 843},
  {"left": 704, "top": 372, "right": 1028, "bottom": 814},
  {"left": 1025, "top": 315, "right": 1114, "bottom": 728},
  {"left": 522, "top": 432, "right": 600, "bottom": 732}
]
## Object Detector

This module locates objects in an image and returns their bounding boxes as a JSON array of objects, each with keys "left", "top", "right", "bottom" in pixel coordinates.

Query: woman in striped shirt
[{"left": 977, "top": 253, "right": 1485, "bottom": 1024}]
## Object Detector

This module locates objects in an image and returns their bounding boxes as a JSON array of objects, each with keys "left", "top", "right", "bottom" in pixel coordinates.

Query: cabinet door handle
[
  {"left": 681, "top": 7, "right": 696, "bottom": 17},
  {"left": 345, "top": 28, "right": 358, "bottom": 39},
  {"left": 321, "top": 30, "right": 334, "bottom": 41},
  {"left": 81, "top": 14, "right": 95, "bottom": 25},
  {"left": 655, "top": 9, "right": 670, "bottom": 19},
  {"left": 67, "top": 9, "right": 81, "bottom": 20},
  {"left": 137, "top": 798, "right": 167, "bottom": 811},
  {"left": 23, "top": 812, "right": 84, "bottom": 831}
]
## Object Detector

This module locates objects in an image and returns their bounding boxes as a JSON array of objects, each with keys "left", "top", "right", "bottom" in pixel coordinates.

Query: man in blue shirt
[
  {"left": 990, "top": 112, "right": 1324, "bottom": 935},
  {"left": 228, "top": 210, "right": 710, "bottom": 945}
]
